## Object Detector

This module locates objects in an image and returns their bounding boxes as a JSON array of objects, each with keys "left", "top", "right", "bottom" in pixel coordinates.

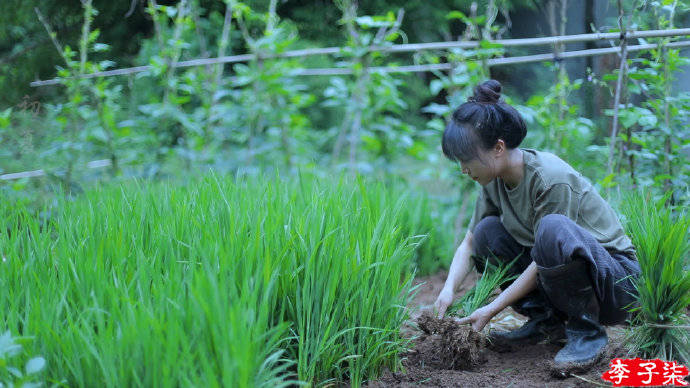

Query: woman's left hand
[{"left": 455, "top": 304, "right": 496, "bottom": 332}]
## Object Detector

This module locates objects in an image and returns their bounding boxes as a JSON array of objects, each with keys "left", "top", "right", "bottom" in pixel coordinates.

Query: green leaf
[
  {"left": 93, "top": 43, "right": 109, "bottom": 52},
  {"left": 430, "top": 79, "right": 445, "bottom": 96},
  {"left": 25, "top": 357, "right": 46, "bottom": 375},
  {"left": 598, "top": 173, "right": 618, "bottom": 188},
  {"left": 446, "top": 11, "right": 468, "bottom": 21},
  {"left": 421, "top": 103, "right": 450, "bottom": 116},
  {"left": 479, "top": 39, "right": 503, "bottom": 49}
]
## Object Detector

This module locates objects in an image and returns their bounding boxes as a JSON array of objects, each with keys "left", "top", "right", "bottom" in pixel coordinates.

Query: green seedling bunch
[
  {"left": 446, "top": 254, "right": 520, "bottom": 318},
  {"left": 620, "top": 190, "right": 690, "bottom": 364},
  {"left": 0, "top": 171, "right": 446, "bottom": 387}
]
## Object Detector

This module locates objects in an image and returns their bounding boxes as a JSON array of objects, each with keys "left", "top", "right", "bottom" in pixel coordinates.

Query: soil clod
[{"left": 415, "top": 312, "right": 487, "bottom": 370}]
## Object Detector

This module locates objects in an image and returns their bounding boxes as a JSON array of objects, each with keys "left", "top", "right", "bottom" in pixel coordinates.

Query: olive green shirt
[{"left": 467, "top": 148, "right": 636, "bottom": 257}]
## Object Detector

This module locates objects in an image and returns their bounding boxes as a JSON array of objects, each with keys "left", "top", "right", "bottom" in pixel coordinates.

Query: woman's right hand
[
  {"left": 434, "top": 230, "right": 474, "bottom": 319},
  {"left": 434, "top": 286, "right": 454, "bottom": 319}
]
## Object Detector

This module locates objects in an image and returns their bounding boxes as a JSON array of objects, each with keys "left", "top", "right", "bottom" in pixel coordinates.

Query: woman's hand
[
  {"left": 455, "top": 304, "right": 496, "bottom": 332},
  {"left": 433, "top": 287, "right": 454, "bottom": 319}
]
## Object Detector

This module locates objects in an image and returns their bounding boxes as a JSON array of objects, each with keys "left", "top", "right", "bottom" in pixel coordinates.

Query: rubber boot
[
  {"left": 488, "top": 290, "right": 566, "bottom": 351},
  {"left": 538, "top": 259, "right": 608, "bottom": 371}
]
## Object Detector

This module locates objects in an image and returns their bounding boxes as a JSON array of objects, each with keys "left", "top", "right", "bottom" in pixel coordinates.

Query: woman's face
[{"left": 458, "top": 149, "right": 496, "bottom": 186}]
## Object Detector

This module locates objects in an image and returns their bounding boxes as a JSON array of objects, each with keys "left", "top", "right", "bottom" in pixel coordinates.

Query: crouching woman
[{"left": 434, "top": 79, "right": 641, "bottom": 371}]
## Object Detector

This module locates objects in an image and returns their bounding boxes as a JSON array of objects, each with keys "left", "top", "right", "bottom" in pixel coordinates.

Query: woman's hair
[{"left": 442, "top": 79, "right": 527, "bottom": 163}]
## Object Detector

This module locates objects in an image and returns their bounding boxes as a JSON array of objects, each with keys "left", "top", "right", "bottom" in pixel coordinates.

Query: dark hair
[{"left": 442, "top": 79, "right": 527, "bottom": 163}]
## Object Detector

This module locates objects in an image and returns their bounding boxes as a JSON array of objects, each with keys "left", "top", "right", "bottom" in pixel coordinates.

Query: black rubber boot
[
  {"left": 537, "top": 259, "right": 608, "bottom": 371},
  {"left": 488, "top": 290, "right": 566, "bottom": 351}
]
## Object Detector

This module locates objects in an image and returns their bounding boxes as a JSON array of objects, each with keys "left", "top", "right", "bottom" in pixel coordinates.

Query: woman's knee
[
  {"left": 535, "top": 214, "right": 569, "bottom": 241},
  {"left": 472, "top": 215, "right": 501, "bottom": 258},
  {"left": 533, "top": 214, "right": 572, "bottom": 267}
]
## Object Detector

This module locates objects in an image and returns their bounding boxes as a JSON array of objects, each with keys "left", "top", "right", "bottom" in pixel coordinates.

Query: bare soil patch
[{"left": 367, "top": 270, "right": 635, "bottom": 387}]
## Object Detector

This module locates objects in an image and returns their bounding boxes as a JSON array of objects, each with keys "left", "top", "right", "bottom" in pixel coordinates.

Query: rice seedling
[
  {"left": 445, "top": 254, "right": 520, "bottom": 318},
  {"left": 0, "top": 171, "right": 444, "bottom": 387},
  {"left": 619, "top": 190, "right": 690, "bottom": 364}
]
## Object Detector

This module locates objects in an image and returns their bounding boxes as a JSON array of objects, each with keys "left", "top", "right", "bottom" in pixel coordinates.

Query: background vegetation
[{"left": 1, "top": 0, "right": 689, "bottom": 385}]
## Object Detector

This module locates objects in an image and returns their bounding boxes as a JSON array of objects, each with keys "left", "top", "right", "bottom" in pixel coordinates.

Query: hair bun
[{"left": 469, "top": 79, "right": 502, "bottom": 104}]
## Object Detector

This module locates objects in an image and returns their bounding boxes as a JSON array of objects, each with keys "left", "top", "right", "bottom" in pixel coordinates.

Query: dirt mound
[
  {"left": 367, "top": 271, "right": 642, "bottom": 387},
  {"left": 415, "top": 312, "right": 486, "bottom": 370}
]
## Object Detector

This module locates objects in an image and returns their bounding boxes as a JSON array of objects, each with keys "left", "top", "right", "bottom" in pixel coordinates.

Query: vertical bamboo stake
[
  {"left": 478, "top": 0, "right": 498, "bottom": 74},
  {"left": 463, "top": 2, "right": 479, "bottom": 41},
  {"left": 192, "top": 0, "right": 209, "bottom": 61},
  {"left": 264, "top": 0, "right": 292, "bottom": 169},
  {"left": 332, "top": 0, "right": 363, "bottom": 173},
  {"left": 35, "top": 6, "right": 79, "bottom": 190},
  {"left": 607, "top": 0, "right": 629, "bottom": 187},
  {"left": 79, "top": 0, "right": 94, "bottom": 76},
  {"left": 70, "top": 0, "right": 96, "bottom": 188},
  {"left": 557, "top": 0, "right": 567, "bottom": 123},
  {"left": 147, "top": 0, "right": 164, "bottom": 50},
  {"left": 546, "top": 0, "right": 568, "bottom": 147},
  {"left": 207, "top": 0, "right": 233, "bottom": 137},
  {"left": 662, "top": 0, "right": 678, "bottom": 202},
  {"left": 214, "top": 2, "right": 233, "bottom": 91},
  {"left": 236, "top": 3, "right": 266, "bottom": 168},
  {"left": 163, "top": 0, "right": 188, "bottom": 106},
  {"left": 343, "top": 0, "right": 364, "bottom": 175}
]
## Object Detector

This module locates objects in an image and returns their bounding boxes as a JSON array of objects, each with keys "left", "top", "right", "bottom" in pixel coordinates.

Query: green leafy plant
[
  {"left": 600, "top": 0, "right": 690, "bottom": 207},
  {"left": 325, "top": 1, "right": 409, "bottom": 174},
  {"left": 0, "top": 331, "right": 48, "bottom": 388},
  {"left": 518, "top": 75, "right": 596, "bottom": 172},
  {"left": 229, "top": 0, "right": 315, "bottom": 171},
  {"left": 446, "top": 253, "right": 520, "bottom": 317},
  {"left": 620, "top": 190, "right": 690, "bottom": 364}
]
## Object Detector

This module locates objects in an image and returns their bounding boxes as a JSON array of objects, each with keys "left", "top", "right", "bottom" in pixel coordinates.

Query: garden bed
[{"left": 368, "top": 270, "right": 649, "bottom": 387}]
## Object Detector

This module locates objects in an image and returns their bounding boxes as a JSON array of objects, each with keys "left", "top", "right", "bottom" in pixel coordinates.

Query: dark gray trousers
[{"left": 472, "top": 214, "right": 641, "bottom": 325}]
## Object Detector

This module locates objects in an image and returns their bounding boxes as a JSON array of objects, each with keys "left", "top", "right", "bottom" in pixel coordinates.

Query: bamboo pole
[
  {"left": 607, "top": 0, "right": 630, "bottom": 182},
  {"left": 30, "top": 28, "right": 690, "bottom": 87},
  {"left": 286, "top": 40, "right": 690, "bottom": 76},
  {"left": 0, "top": 160, "right": 112, "bottom": 181},
  {"left": 30, "top": 39, "right": 690, "bottom": 88},
  {"left": 663, "top": 0, "right": 679, "bottom": 202}
]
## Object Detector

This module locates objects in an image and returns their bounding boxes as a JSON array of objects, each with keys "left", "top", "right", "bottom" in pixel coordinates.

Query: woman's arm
[
  {"left": 445, "top": 230, "right": 475, "bottom": 291},
  {"left": 456, "top": 261, "right": 539, "bottom": 331},
  {"left": 434, "top": 230, "right": 475, "bottom": 318},
  {"left": 487, "top": 261, "right": 538, "bottom": 315}
]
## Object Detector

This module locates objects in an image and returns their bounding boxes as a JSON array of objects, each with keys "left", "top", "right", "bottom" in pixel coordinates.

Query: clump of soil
[
  {"left": 367, "top": 271, "right": 653, "bottom": 387},
  {"left": 415, "top": 312, "right": 486, "bottom": 370}
]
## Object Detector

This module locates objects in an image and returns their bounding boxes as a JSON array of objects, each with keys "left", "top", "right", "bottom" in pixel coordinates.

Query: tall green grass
[
  {"left": 620, "top": 191, "right": 690, "bottom": 364},
  {"left": 0, "top": 171, "right": 448, "bottom": 386}
]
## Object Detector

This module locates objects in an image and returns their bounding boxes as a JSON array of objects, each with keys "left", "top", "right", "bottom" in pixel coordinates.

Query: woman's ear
[{"left": 493, "top": 139, "right": 506, "bottom": 157}]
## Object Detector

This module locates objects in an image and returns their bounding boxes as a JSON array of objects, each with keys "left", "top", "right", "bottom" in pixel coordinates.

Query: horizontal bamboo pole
[
  {"left": 30, "top": 28, "right": 690, "bottom": 87},
  {"left": 252, "top": 40, "right": 690, "bottom": 77},
  {"left": 0, "top": 159, "right": 111, "bottom": 181}
]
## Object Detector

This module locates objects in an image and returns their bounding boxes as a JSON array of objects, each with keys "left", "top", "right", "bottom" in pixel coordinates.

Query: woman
[{"left": 433, "top": 79, "right": 641, "bottom": 371}]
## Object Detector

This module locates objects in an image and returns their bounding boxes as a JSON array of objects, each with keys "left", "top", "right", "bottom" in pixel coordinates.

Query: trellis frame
[
  {"left": 8, "top": 28, "right": 690, "bottom": 181},
  {"left": 29, "top": 28, "right": 690, "bottom": 87}
]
